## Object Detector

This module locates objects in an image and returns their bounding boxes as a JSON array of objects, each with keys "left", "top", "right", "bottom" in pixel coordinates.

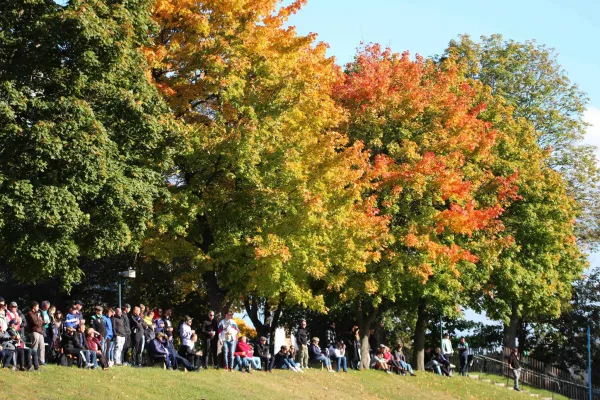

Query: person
[
  {"left": 86, "top": 327, "right": 108, "bottom": 370},
  {"left": 368, "top": 328, "right": 378, "bottom": 356},
  {"left": 371, "top": 348, "right": 391, "bottom": 374},
  {"left": 129, "top": 306, "right": 145, "bottom": 367},
  {"left": 148, "top": 332, "right": 176, "bottom": 370},
  {"left": 121, "top": 304, "right": 132, "bottom": 365},
  {"left": 40, "top": 301, "right": 52, "bottom": 361},
  {"left": 325, "top": 321, "right": 337, "bottom": 352},
  {"left": 457, "top": 337, "right": 469, "bottom": 376},
  {"left": 26, "top": 301, "right": 45, "bottom": 365},
  {"left": 0, "top": 322, "right": 16, "bottom": 369},
  {"left": 178, "top": 333, "right": 203, "bottom": 369},
  {"left": 7, "top": 319, "right": 39, "bottom": 371},
  {"left": 162, "top": 309, "right": 174, "bottom": 341},
  {"left": 161, "top": 333, "right": 199, "bottom": 371},
  {"left": 332, "top": 340, "right": 348, "bottom": 373},
  {"left": 271, "top": 345, "right": 302, "bottom": 372},
  {"left": 65, "top": 306, "right": 80, "bottom": 330},
  {"left": 255, "top": 336, "right": 272, "bottom": 372},
  {"left": 393, "top": 343, "right": 416, "bottom": 376},
  {"left": 104, "top": 308, "right": 115, "bottom": 367},
  {"left": 75, "top": 324, "right": 96, "bottom": 368},
  {"left": 6, "top": 302, "right": 22, "bottom": 332},
  {"left": 424, "top": 348, "right": 442, "bottom": 375},
  {"left": 143, "top": 310, "right": 153, "bottom": 327},
  {"left": 61, "top": 326, "right": 93, "bottom": 369},
  {"left": 508, "top": 347, "right": 522, "bottom": 391},
  {"left": 442, "top": 333, "right": 453, "bottom": 359},
  {"left": 287, "top": 345, "right": 302, "bottom": 369},
  {"left": 234, "top": 335, "right": 252, "bottom": 373},
  {"left": 180, "top": 315, "right": 194, "bottom": 356},
  {"left": 91, "top": 306, "right": 107, "bottom": 356},
  {"left": 218, "top": 310, "right": 239, "bottom": 371},
  {"left": 308, "top": 337, "right": 334, "bottom": 372},
  {"left": 348, "top": 325, "right": 362, "bottom": 370},
  {"left": 248, "top": 343, "right": 262, "bottom": 370},
  {"left": 433, "top": 347, "right": 451, "bottom": 377},
  {"left": 112, "top": 308, "right": 126, "bottom": 366},
  {"left": 154, "top": 318, "right": 166, "bottom": 335},
  {"left": 200, "top": 310, "right": 218, "bottom": 369},
  {"left": 296, "top": 319, "right": 309, "bottom": 369},
  {"left": 50, "top": 310, "right": 63, "bottom": 357},
  {"left": 382, "top": 345, "right": 402, "bottom": 374}
]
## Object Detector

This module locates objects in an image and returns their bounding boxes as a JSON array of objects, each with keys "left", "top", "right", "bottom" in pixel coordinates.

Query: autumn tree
[
  {"left": 0, "top": 0, "right": 173, "bottom": 289},
  {"left": 144, "top": 0, "right": 388, "bottom": 332},
  {"left": 334, "top": 45, "right": 519, "bottom": 369}
]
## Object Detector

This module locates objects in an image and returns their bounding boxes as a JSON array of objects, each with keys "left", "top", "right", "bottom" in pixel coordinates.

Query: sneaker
[
  {"left": 86, "top": 363, "right": 94, "bottom": 369},
  {"left": 328, "top": 369, "right": 335, "bottom": 373},
  {"left": 386, "top": 370, "right": 392, "bottom": 374}
]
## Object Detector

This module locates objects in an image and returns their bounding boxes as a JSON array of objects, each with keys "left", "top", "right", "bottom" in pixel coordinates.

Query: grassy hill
[{"left": 0, "top": 365, "right": 564, "bottom": 400}]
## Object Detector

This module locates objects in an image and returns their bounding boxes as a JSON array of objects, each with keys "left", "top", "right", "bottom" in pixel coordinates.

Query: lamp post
[
  {"left": 588, "top": 324, "right": 592, "bottom": 400},
  {"left": 117, "top": 269, "right": 136, "bottom": 309}
]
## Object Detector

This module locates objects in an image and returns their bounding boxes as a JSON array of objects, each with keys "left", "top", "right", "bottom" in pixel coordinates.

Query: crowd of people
[{"left": 1, "top": 297, "right": 520, "bottom": 385}]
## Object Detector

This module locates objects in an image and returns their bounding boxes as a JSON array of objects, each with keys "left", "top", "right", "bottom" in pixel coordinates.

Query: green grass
[
  {"left": 477, "top": 372, "right": 568, "bottom": 400},
  {"left": 0, "top": 365, "right": 565, "bottom": 400}
]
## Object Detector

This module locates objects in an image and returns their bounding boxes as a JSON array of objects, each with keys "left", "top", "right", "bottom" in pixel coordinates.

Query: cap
[
  {"left": 124, "top": 303, "right": 131, "bottom": 309},
  {"left": 95, "top": 306, "right": 103, "bottom": 312},
  {"left": 184, "top": 315, "right": 193, "bottom": 322},
  {"left": 9, "top": 302, "right": 17, "bottom": 307},
  {"left": 8, "top": 319, "right": 17, "bottom": 326},
  {"left": 75, "top": 300, "right": 83, "bottom": 306}
]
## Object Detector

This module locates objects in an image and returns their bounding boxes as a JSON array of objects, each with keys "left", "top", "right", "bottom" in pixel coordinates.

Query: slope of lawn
[{"left": 0, "top": 365, "right": 562, "bottom": 400}]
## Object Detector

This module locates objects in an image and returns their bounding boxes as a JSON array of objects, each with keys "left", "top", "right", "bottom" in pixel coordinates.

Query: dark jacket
[
  {"left": 272, "top": 352, "right": 289, "bottom": 369},
  {"left": 91, "top": 315, "right": 107, "bottom": 338},
  {"left": 255, "top": 341, "right": 270, "bottom": 358},
  {"left": 75, "top": 331, "right": 89, "bottom": 350},
  {"left": 349, "top": 338, "right": 361, "bottom": 362},
  {"left": 112, "top": 315, "right": 126, "bottom": 337},
  {"left": 296, "top": 328, "right": 309, "bottom": 346},
  {"left": 26, "top": 311, "right": 44, "bottom": 335},
  {"left": 200, "top": 318, "right": 218, "bottom": 340},
  {"left": 509, "top": 353, "right": 521, "bottom": 369},
  {"left": 122, "top": 313, "right": 131, "bottom": 335},
  {"left": 129, "top": 314, "right": 144, "bottom": 336},
  {"left": 61, "top": 332, "right": 84, "bottom": 351},
  {"left": 325, "top": 328, "right": 336, "bottom": 348},
  {"left": 148, "top": 338, "right": 167, "bottom": 357}
]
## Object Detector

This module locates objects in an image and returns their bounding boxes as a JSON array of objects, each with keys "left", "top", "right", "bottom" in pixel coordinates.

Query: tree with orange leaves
[
  {"left": 143, "top": 0, "right": 389, "bottom": 341},
  {"left": 335, "top": 44, "right": 520, "bottom": 369}
]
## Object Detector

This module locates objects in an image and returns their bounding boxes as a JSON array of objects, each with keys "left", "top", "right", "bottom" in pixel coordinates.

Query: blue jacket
[
  {"left": 148, "top": 338, "right": 167, "bottom": 356},
  {"left": 65, "top": 313, "right": 79, "bottom": 329},
  {"left": 103, "top": 315, "right": 113, "bottom": 340}
]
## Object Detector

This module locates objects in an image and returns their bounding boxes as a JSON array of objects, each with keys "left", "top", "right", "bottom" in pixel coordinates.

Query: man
[
  {"left": 91, "top": 306, "right": 107, "bottom": 356},
  {"left": 457, "top": 337, "right": 469, "bottom": 376},
  {"left": 508, "top": 347, "right": 522, "bottom": 391},
  {"left": 271, "top": 345, "right": 302, "bottom": 372},
  {"left": 218, "top": 310, "right": 239, "bottom": 371},
  {"left": 5, "top": 302, "right": 21, "bottom": 332},
  {"left": 104, "top": 308, "right": 115, "bottom": 366},
  {"left": 255, "top": 336, "right": 272, "bottom": 372},
  {"left": 122, "top": 304, "right": 132, "bottom": 365},
  {"left": 74, "top": 300, "right": 85, "bottom": 325},
  {"left": 296, "top": 319, "right": 309, "bottom": 369},
  {"left": 161, "top": 333, "right": 199, "bottom": 371},
  {"left": 129, "top": 306, "right": 145, "bottom": 367},
  {"left": 179, "top": 333, "right": 203, "bottom": 369},
  {"left": 26, "top": 301, "right": 45, "bottom": 365},
  {"left": 180, "top": 315, "right": 194, "bottom": 353},
  {"left": 200, "top": 310, "right": 218, "bottom": 368},
  {"left": 65, "top": 305, "right": 80, "bottom": 330},
  {"left": 148, "top": 332, "right": 176, "bottom": 370},
  {"left": 0, "top": 298, "right": 7, "bottom": 332},
  {"left": 75, "top": 324, "right": 96, "bottom": 368},
  {"left": 162, "top": 309, "right": 174, "bottom": 340},
  {"left": 325, "top": 321, "right": 337, "bottom": 352},
  {"left": 442, "top": 333, "right": 453, "bottom": 359},
  {"left": 112, "top": 308, "right": 126, "bottom": 366}
]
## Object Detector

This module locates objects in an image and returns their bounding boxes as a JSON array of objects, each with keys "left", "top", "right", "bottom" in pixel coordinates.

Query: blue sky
[{"left": 286, "top": 0, "right": 600, "bottom": 325}]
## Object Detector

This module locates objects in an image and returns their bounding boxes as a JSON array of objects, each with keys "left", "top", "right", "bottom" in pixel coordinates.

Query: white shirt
[
  {"left": 442, "top": 338, "right": 453, "bottom": 355},
  {"left": 180, "top": 323, "right": 193, "bottom": 348}
]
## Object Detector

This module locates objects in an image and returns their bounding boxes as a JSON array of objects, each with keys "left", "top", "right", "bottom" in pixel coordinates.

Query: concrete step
[
  {"left": 468, "top": 375, "right": 479, "bottom": 379},
  {"left": 495, "top": 383, "right": 506, "bottom": 387},
  {"left": 529, "top": 394, "right": 540, "bottom": 398},
  {"left": 481, "top": 379, "right": 492, "bottom": 383}
]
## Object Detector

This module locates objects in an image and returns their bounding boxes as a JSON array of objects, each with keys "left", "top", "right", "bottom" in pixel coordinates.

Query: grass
[
  {"left": 0, "top": 365, "right": 565, "bottom": 400},
  {"left": 477, "top": 372, "right": 568, "bottom": 400}
]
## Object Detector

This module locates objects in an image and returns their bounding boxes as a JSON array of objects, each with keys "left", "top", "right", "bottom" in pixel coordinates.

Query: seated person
[
  {"left": 382, "top": 345, "right": 403, "bottom": 374},
  {"left": 86, "top": 328, "right": 108, "bottom": 370},
  {"left": 424, "top": 348, "right": 442, "bottom": 375},
  {"left": 178, "top": 333, "right": 203, "bottom": 369},
  {"left": 255, "top": 336, "right": 272, "bottom": 372},
  {"left": 8, "top": 320, "right": 38, "bottom": 371},
  {"left": 234, "top": 336, "right": 252, "bottom": 373},
  {"left": 0, "top": 323, "right": 16, "bottom": 369},
  {"left": 271, "top": 345, "right": 302, "bottom": 372},
  {"left": 332, "top": 340, "right": 348, "bottom": 373},
  {"left": 161, "top": 334, "right": 198, "bottom": 371},
  {"left": 371, "top": 348, "right": 391, "bottom": 374},
  {"left": 287, "top": 345, "right": 302, "bottom": 369},
  {"left": 61, "top": 326, "right": 92, "bottom": 368},
  {"left": 393, "top": 343, "right": 416, "bottom": 376},
  {"left": 433, "top": 347, "right": 451, "bottom": 377},
  {"left": 248, "top": 343, "right": 262, "bottom": 370},
  {"left": 75, "top": 324, "right": 96, "bottom": 368},
  {"left": 149, "top": 332, "right": 176, "bottom": 370},
  {"left": 308, "top": 337, "right": 334, "bottom": 372}
]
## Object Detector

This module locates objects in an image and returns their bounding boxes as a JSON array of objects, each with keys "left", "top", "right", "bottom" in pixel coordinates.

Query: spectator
[
  {"left": 371, "top": 348, "right": 391, "bottom": 374},
  {"left": 393, "top": 343, "right": 416, "bottom": 376},
  {"left": 26, "top": 301, "right": 45, "bottom": 365},
  {"left": 441, "top": 333, "right": 453, "bottom": 358},
  {"left": 287, "top": 345, "right": 301, "bottom": 369},
  {"left": 129, "top": 306, "right": 145, "bottom": 367},
  {"left": 143, "top": 310, "right": 153, "bottom": 327},
  {"left": 5, "top": 302, "right": 21, "bottom": 332},
  {"left": 0, "top": 322, "right": 16, "bottom": 369},
  {"left": 457, "top": 337, "right": 469, "bottom": 376},
  {"left": 296, "top": 319, "right": 309, "bottom": 369},
  {"left": 61, "top": 326, "right": 89, "bottom": 368},
  {"left": 325, "top": 321, "right": 337, "bottom": 351},
  {"left": 91, "top": 306, "right": 107, "bottom": 355},
  {"left": 200, "top": 310, "right": 218, "bottom": 369},
  {"left": 104, "top": 308, "right": 115, "bottom": 367},
  {"left": 40, "top": 301, "right": 52, "bottom": 356},
  {"left": 112, "top": 308, "right": 126, "bottom": 366},
  {"left": 247, "top": 343, "right": 261, "bottom": 371},
  {"left": 180, "top": 315, "right": 194, "bottom": 353},
  {"left": 271, "top": 345, "right": 302, "bottom": 372},
  {"left": 73, "top": 300, "right": 85, "bottom": 327},
  {"left": 75, "top": 324, "right": 96, "bottom": 368},
  {"left": 508, "top": 347, "right": 522, "bottom": 391},
  {"left": 382, "top": 345, "right": 402, "bottom": 374},
  {"left": 348, "top": 325, "right": 362, "bottom": 370},
  {"left": 178, "top": 333, "right": 203, "bottom": 369},
  {"left": 148, "top": 332, "right": 176, "bottom": 370},
  {"left": 255, "top": 336, "right": 272, "bottom": 373},
  {"left": 154, "top": 318, "right": 165, "bottom": 335},
  {"left": 433, "top": 347, "right": 451, "bottom": 377},
  {"left": 139, "top": 304, "right": 146, "bottom": 318},
  {"left": 424, "top": 348, "right": 442, "bottom": 375},
  {"left": 0, "top": 298, "right": 7, "bottom": 332},
  {"left": 234, "top": 335, "right": 252, "bottom": 373},
  {"left": 50, "top": 310, "right": 63, "bottom": 357},
  {"left": 162, "top": 308, "right": 174, "bottom": 340},
  {"left": 122, "top": 304, "right": 132, "bottom": 365},
  {"left": 86, "top": 327, "right": 108, "bottom": 370},
  {"left": 368, "top": 328, "right": 378, "bottom": 356},
  {"left": 161, "top": 333, "right": 199, "bottom": 372},
  {"left": 65, "top": 306, "right": 80, "bottom": 330},
  {"left": 308, "top": 337, "right": 334, "bottom": 372},
  {"left": 332, "top": 340, "right": 348, "bottom": 373},
  {"left": 8, "top": 320, "right": 39, "bottom": 371},
  {"left": 218, "top": 310, "right": 239, "bottom": 371}
]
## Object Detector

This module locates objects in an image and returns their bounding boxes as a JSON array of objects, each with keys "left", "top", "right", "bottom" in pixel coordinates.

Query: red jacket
[{"left": 235, "top": 341, "right": 253, "bottom": 358}]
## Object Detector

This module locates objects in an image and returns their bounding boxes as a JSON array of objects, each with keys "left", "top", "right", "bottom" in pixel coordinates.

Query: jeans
[
  {"left": 399, "top": 360, "right": 414, "bottom": 374},
  {"left": 314, "top": 354, "right": 331, "bottom": 367},
  {"left": 250, "top": 356, "right": 261, "bottom": 370},
  {"left": 334, "top": 355, "right": 347, "bottom": 372},
  {"left": 271, "top": 357, "right": 294, "bottom": 370},
  {"left": 259, "top": 355, "right": 272, "bottom": 371},
  {"left": 425, "top": 360, "right": 441, "bottom": 375},
  {"left": 299, "top": 344, "right": 309, "bottom": 368},
  {"left": 222, "top": 340, "right": 236, "bottom": 369},
  {"left": 107, "top": 340, "right": 115, "bottom": 363},
  {"left": 0, "top": 350, "right": 13, "bottom": 367},
  {"left": 31, "top": 332, "right": 45, "bottom": 364},
  {"left": 235, "top": 355, "right": 249, "bottom": 370},
  {"left": 513, "top": 368, "right": 521, "bottom": 389},
  {"left": 114, "top": 336, "right": 125, "bottom": 364},
  {"left": 459, "top": 353, "right": 468, "bottom": 375}
]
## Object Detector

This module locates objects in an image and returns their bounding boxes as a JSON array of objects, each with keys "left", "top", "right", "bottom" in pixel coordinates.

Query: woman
[
  {"left": 308, "top": 337, "right": 334, "bottom": 372},
  {"left": 393, "top": 343, "right": 416, "bottom": 376},
  {"left": 333, "top": 340, "right": 348, "bottom": 373},
  {"left": 371, "top": 347, "right": 391, "bottom": 374},
  {"left": 433, "top": 347, "right": 451, "bottom": 377},
  {"left": 7, "top": 320, "right": 38, "bottom": 371},
  {"left": 178, "top": 333, "right": 203, "bottom": 369},
  {"left": 86, "top": 328, "right": 108, "bottom": 370},
  {"left": 287, "top": 345, "right": 302, "bottom": 369},
  {"left": 382, "top": 345, "right": 402, "bottom": 374},
  {"left": 348, "top": 326, "right": 361, "bottom": 370}
]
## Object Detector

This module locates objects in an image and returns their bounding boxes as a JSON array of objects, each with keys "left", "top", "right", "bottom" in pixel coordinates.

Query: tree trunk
[
  {"left": 354, "top": 298, "right": 379, "bottom": 369},
  {"left": 360, "top": 333, "right": 371, "bottom": 369},
  {"left": 203, "top": 270, "right": 228, "bottom": 315},
  {"left": 411, "top": 297, "right": 428, "bottom": 371},
  {"left": 503, "top": 303, "right": 519, "bottom": 349},
  {"left": 517, "top": 318, "right": 527, "bottom": 351}
]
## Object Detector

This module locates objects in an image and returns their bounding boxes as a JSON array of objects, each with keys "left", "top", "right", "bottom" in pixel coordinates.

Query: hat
[
  {"left": 75, "top": 300, "right": 83, "bottom": 306},
  {"left": 9, "top": 302, "right": 17, "bottom": 307},
  {"left": 184, "top": 315, "right": 193, "bottom": 322},
  {"left": 8, "top": 319, "right": 17, "bottom": 326},
  {"left": 260, "top": 336, "right": 267, "bottom": 341},
  {"left": 124, "top": 303, "right": 131, "bottom": 309}
]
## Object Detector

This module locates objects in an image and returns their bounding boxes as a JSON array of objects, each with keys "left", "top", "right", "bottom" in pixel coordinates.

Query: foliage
[
  {"left": 234, "top": 317, "right": 257, "bottom": 340},
  {"left": 0, "top": 0, "right": 174, "bottom": 290}
]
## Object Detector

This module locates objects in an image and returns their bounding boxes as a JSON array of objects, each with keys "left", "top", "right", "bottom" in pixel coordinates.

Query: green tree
[{"left": 0, "top": 0, "right": 173, "bottom": 289}]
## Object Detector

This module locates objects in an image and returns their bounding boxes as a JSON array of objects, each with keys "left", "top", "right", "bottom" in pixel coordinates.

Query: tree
[
  {"left": 334, "top": 44, "right": 519, "bottom": 369},
  {"left": 143, "top": 0, "right": 389, "bottom": 321},
  {"left": 0, "top": 0, "right": 173, "bottom": 290}
]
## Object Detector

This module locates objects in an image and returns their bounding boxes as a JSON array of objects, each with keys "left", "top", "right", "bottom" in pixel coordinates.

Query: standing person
[
  {"left": 348, "top": 326, "right": 362, "bottom": 370},
  {"left": 40, "top": 301, "right": 51, "bottom": 361},
  {"left": 91, "top": 306, "right": 107, "bottom": 356},
  {"left": 296, "top": 319, "right": 309, "bottom": 369},
  {"left": 104, "top": 308, "right": 115, "bottom": 367},
  {"left": 129, "top": 306, "right": 144, "bottom": 367},
  {"left": 325, "top": 322, "right": 337, "bottom": 352},
  {"left": 26, "top": 301, "right": 45, "bottom": 365},
  {"left": 5, "top": 302, "right": 21, "bottom": 332},
  {"left": 200, "top": 310, "right": 218, "bottom": 368},
  {"left": 255, "top": 336, "right": 272, "bottom": 372},
  {"left": 122, "top": 304, "right": 132, "bottom": 365},
  {"left": 508, "top": 347, "right": 522, "bottom": 392},
  {"left": 457, "top": 337, "right": 469, "bottom": 376},
  {"left": 112, "top": 308, "right": 126, "bottom": 366},
  {"left": 180, "top": 315, "right": 194, "bottom": 354},
  {"left": 442, "top": 333, "right": 453, "bottom": 359},
  {"left": 0, "top": 298, "right": 7, "bottom": 332},
  {"left": 218, "top": 310, "right": 239, "bottom": 371},
  {"left": 162, "top": 309, "right": 174, "bottom": 341}
]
